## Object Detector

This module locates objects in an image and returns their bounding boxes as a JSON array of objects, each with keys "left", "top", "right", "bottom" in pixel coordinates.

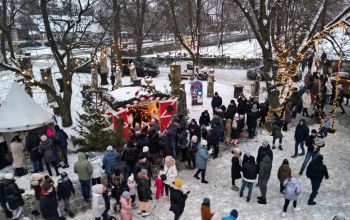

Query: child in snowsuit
[
  {"left": 120, "top": 191, "right": 132, "bottom": 220},
  {"left": 57, "top": 172, "right": 75, "bottom": 217},
  {"left": 319, "top": 114, "right": 331, "bottom": 137},
  {"left": 92, "top": 184, "right": 106, "bottom": 220},
  {"left": 230, "top": 113, "right": 240, "bottom": 145},
  {"left": 277, "top": 159, "right": 291, "bottom": 193},
  {"left": 154, "top": 171, "right": 165, "bottom": 200}
]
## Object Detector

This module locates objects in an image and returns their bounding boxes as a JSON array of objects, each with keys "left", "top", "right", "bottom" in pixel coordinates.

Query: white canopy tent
[{"left": 0, "top": 83, "right": 53, "bottom": 132}]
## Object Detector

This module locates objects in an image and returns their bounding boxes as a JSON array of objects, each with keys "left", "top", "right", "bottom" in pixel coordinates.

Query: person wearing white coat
[
  {"left": 163, "top": 156, "right": 177, "bottom": 197},
  {"left": 91, "top": 184, "right": 106, "bottom": 220},
  {"left": 302, "top": 89, "right": 312, "bottom": 117},
  {"left": 89, "top": 153, "right": 102, "bottom": 185}
]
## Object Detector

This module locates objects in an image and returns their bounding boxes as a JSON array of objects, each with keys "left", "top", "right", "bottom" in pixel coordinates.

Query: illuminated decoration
[{"left": 329, "top": 61, "right": 343, "bottom": 133}]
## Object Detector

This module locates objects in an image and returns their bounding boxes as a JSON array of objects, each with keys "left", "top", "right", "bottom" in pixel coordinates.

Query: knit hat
[
  {"left": 61, "top": 172, "right": 68, "bottom": 179},
  {"left": 243, "top": 148, "right": 250, "bottom": 157},
  {"left": 128, "top": 174, "right": 135, "bottom": 182},
  {"left": 121, "top": 191, "right": 130, "bottom": 199},
  {"left": 191, "top": 135, "right": 198, "bottom": 143},
  {"left": 230, "top": 209, "right": 238, "bottom": 218},
  {"left": 143, "top": 146, "right": 149, "bottom": 153},
  {"left": 140, "top": 169, "right": 148, "bottom": 176},
  {"left": 40, "top": 135, "right": 47, "bottom": 142},
  {"left": 262, "top": 140, "right": 269, "bottom": 147},
  {"left": 107, "top": 145, "right": 113, "bottom": 151},
  {"left": 311, "top": 129, "right": 317, "bottom": 134},
  {"left": 201, "top": 139, "right": 208, "bottom": 146},
  {"left": 283, "top": 159, "right": 289, "bottom": 165},
  {"left": 173, "top": 178, "right": 183, "bottom": 188},
  {"left": 4, "top": 173, "right": 14, "bottom": 180},
  {"left": 202, "top": 197, "right": 210, "bottom": 206},
  {"left": 88, "top": 152, "right": 97, "bottom": 159},
  {"left": 42, "top": 182, "right": 52, "bottom": 192}
]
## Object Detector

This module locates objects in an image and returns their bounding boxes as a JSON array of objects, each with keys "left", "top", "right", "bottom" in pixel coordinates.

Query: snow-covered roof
[
  {"left": 30, "top": 15, "right": 104, "bottom": 34},
  {"left": 109, "top": 86, "right": 146, "bottom": 102},
  {"left": 0, "top": 83, "right": 53, "bottom": 132}
]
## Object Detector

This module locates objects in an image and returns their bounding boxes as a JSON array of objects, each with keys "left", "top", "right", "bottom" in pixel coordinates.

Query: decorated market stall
[{"left": 108, "top": 86, "right": 177, "bottom": 139}]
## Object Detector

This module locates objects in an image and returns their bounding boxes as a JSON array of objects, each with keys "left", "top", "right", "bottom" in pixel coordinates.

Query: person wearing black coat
[
  {"left": 199, "top": 110, "right": 211, "bottom": 127},
  {"left": 209, "top": 124, "right": 221, "bottom": 159},
  {"left": 137, "top": 169, "right": 152, "bottom": 216},
  {"left": 211, "top": 92, "right": 222, "bottom": 114},
  {"left": 306, "top": 155, "right": 329, "bottom": 205},
  {"left": 259, "top": 99, "right": 269, "bottom": 127},
  {"left": 57, "top": 172, "right": 75, "bottom": 217},
  {"left": 134, "top": 157, "right": 153, "bottom": 181},
  {"left": 122, "top": 140, "right": 139, "bottom": 175},
  {"left": 188, "top": 119, "right": 201, "bottom": 141},
  {"left": 299, "top": 130, "right": 319, "bottom": 175},
  {"left": 0, "top": 174, "right": 13, "bottom": 218},
  {"left": 226, "top": 100, "right": 237, "bottom": 120},
  {"left": 240, "top": 155, "right": 258, "bottom": 202},
  {"left": 167, "top": 122, "right": 179, "bottom": 158},
  {"left": 247, "top": 104, "right": 260, "bottom": 138},
  {"left": 26, "top": 131, "right": 43, "bottom": 173},
  {"left": 231, "top": 148, "right": 242, "bottom": 191},
  {"left": 292, "top": 119, "right": 309, "bottom": 158},
  {"left": 170, "top": 179, "right": 188, "bottom": 220},
  {"left": 3, "top": 173, "right": 25, "bottom": 219},
  {"left": 40, "top": 182, "right": 60, "bottom": 220}
]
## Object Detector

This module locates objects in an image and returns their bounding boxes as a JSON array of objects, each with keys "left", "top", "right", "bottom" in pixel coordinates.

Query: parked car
[
  {"left": 168, "top": 62, "right": 208, "bottom": 80},
  {"left": 18, "top": 41, "right": 42, "bottom": 48},
  {"left": 122, "top": 57, "right": 160, "bottom": 77}
]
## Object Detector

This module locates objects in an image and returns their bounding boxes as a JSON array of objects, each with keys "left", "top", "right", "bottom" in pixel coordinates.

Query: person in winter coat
[
  {"left": 240, "top": 155, "right": 257, "bottom": 202},
  {"left": 110, "top": 73, "right": 116, "bottom": 90},
  {"left": 3, "top": 173, "right": 24, "bottom": 219},
  {"left": 299, "top": 129, "right": 320, "bottom": 175},
  {"left": 163, "top": 156, "right": 178, "bottom": 197},
  {"left": 187, "top": 135, "right": 198, "bottom": 169},
  {"left": 88, "top": 152, "right": 102, "bottom": 185},
  {"left": 247, "top": 104, "right": 260, "bottom": 138},
  {"left": 122, "top": 140, "right": 139, "bottom": 175},
  {"left": 57, "top": 172, "right": 75, "bottom": 217},
  {"left": 54, "top": 125, "right": 69, "bottom": 168},
  {"left": 26, "top": 131, "right": 43, "bottom": 173},
  {"left": 306, "top": 154, "right": 329, "bottom": 205},
  {"left": 257, "top": 140, "right": 273, "bottom": 204},
  {"left": 39, "top": 135, "right": 60, "bottom": 177},
  {"left": 39, "top": 182, "right": 59, "bottom": 220},
  {"left": 127, "top": 174, "right": 137, "bottom": 206},
  {"left": 201, "top": 197, "right": 214, "bottom": 220},
  {"left": 194, "top": 140, "right": 210, "bottom": 184},
  {"left": 74, "top": 152, "right": 93, "bottom": 201},
  {"left": 221, "top": 209, "right": 238, "bottom": 220},
  {"left": 271, "top": 113, "right": 284, "bottom": 150},
  {"left": 302, "top": 89, "right": 312, "bottom": 117},
  {"left": 211, "top": 92, "right": 222, "bottom": 114},
  {"left": 224, "top": 119, "right": 232, "bottom": 145},
  {"left": 319, "top": 114, "right": 331, "bottom": 138},
  {"left": 10, "top": 135, "right": 26, "bottom": 177},
  {"left": 199, "top": 110, "right": 211, "bottom": 127},
  {"left": 259, "top": 99, "right": 269, "bottom": 127},
  {"left": 231, "top": 148, "right": 242, "bottom": 191},
  {"left": 167, "top": 122, "right": 179, "bottom": 158},
  {"left": 226, "top": 100, "right": 237, "bottom": 120},
  {"left": 147, "top": 119, "right": 160, "bottom": 154},
  {"left": 209, "top": 123, "right": 221, "bottom": 159},
  {"left": 230, "top": 113, "right": 240, "bottom": 145},
  {"left": 0, "top": 174, "right": 13, "bottom": 218},
  {"left": 102, "top": 146, "right": 119, "bottom": 182},
  {"left": 170, "top": 178, "right": 189, "bottom": 220},
  {"left": 281, "top": 171, "right": 301, "bottom": 217},
  {"left": 283, "top": 100, "right": 293, "bottom": 131},
  {"left": 91, "top": 184, "right": 106, "bottom": 220},
  {"left": 134, "top": 156, "right": 153, "bottom": 181},
  {"left": 292, "top": 119, "right": 309, "bottom": 158},
  {"left": 30, "top": 173, "right": 44, "bottom": 217},
  {"left": 188, "top": 119, "right": 201, "bottom": 141},
  {"left": 325, "top": 80, "right": 332, "bottom": 105},
  {"left": 137, "top": 169, "right": 152, "bottom": 217},
  {"left": 178, "top": 129, "right": 189, "bottom": 162},
  {"left": 277, "top": 159, "right": 291, "bottom": 193},
  {"left": 154, "top": 171, "right": 165, "bottom": 200},
  {"left": 120, "top": 191, "right": 132, "bottom": 220},
  {"left": 111, "top": 169, "right": 126, "bottom": 212}
]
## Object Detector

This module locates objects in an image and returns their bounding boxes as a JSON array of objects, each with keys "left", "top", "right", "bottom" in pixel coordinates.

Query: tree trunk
[
  {"left": 0, "top": 33, "right": 7, "bottom": 63},
  {"left": 136, "top": 37, "right": 142, "bottom": 57},
  {"left": 113, "top": 0, "right": 122, "bottom": 69},
  {"left": 5, "top": 29, "right": 15, "bottom": 59},
  {"left": 61, "top": 88, "right": 73, "bottom": 127},
  {"left": 1, "top": 0, "right": 8, "bottom": 63}
]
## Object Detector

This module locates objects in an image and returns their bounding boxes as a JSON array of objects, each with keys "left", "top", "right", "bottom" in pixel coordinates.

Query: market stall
[{"left": 108, "top": 86, "right": 177, "bottom": 139}]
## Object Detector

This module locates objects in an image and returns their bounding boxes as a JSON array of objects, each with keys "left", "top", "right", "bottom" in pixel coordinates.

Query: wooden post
[
  {"left": 170, "top": 65, "right": 181, "bottom": 93},
  {"left": 40, "top": 68, "right": 56, "bottom": 103},
  {"left": 207, "top": 69, "right": 214, "bottom": 97},
  {"left": 177, "top": 83, "right": 187, "bottom": 113}
]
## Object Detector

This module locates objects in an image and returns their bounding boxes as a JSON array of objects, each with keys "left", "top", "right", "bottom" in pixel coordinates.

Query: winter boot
[
  {"left": 272, "top": 145, "right": 276, "bottom": 149},
  {"left": 68, "top": 212, "right": 74, "bottom": 218},
  {"left": 281, "top": 212, "right": 286, "bottom": 218},
  {"left": 257, "top": 198, "right": 267, "bottom": 204},
  {"left": 31, "top": 210, "right": 40, "bottom": 216},
  {"left": 278, "top": 145, "right": 283, "bottom": 150},
  {"left": 308, "top": 200, "right": 316, "bottom": 205},
  {"left": 201, "top": 180, "right": 209, "bottom": 184},
  {"left": 231, "top": 185, "right": 239, "bottom": 191},
  {"left": 193, "top": 174, "right": 200, "bottom": 180}
]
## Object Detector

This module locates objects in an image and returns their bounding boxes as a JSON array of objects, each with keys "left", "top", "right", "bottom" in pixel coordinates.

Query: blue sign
[{"left": 190, "top": 80, "right": 203, "bottom": 105}]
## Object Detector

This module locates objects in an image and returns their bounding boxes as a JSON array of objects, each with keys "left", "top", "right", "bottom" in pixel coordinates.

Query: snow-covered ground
[{"left": 1, "top": 62, "right": 350, "bottom": 219}]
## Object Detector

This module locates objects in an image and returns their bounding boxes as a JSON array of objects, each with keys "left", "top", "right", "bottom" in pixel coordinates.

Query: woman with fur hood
[
  {"left": 277, "top": 159, "right": 291, "bottom": 193},
  {"left": 30, "top": 173, "right": 44, "bottom": 216},
  {"left": 137, "top": 169, "right": 152, "bottom": 217},
  {"left": 231, "top": 148, "right": 242, "bottom": 191},
  {"left": 163, "top": 156, "right": 178, "bottom": 197},
  {"left": 91, "top": 184, "right": 106, "bottom": 220},
  {"left": 281, "top": 171, "right": 301, "bottom": 218}
]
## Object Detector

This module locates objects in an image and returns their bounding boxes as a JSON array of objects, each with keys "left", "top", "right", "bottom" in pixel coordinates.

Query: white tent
[{"left": 0, "top": 83, "right": 53, "bottom": 132}]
